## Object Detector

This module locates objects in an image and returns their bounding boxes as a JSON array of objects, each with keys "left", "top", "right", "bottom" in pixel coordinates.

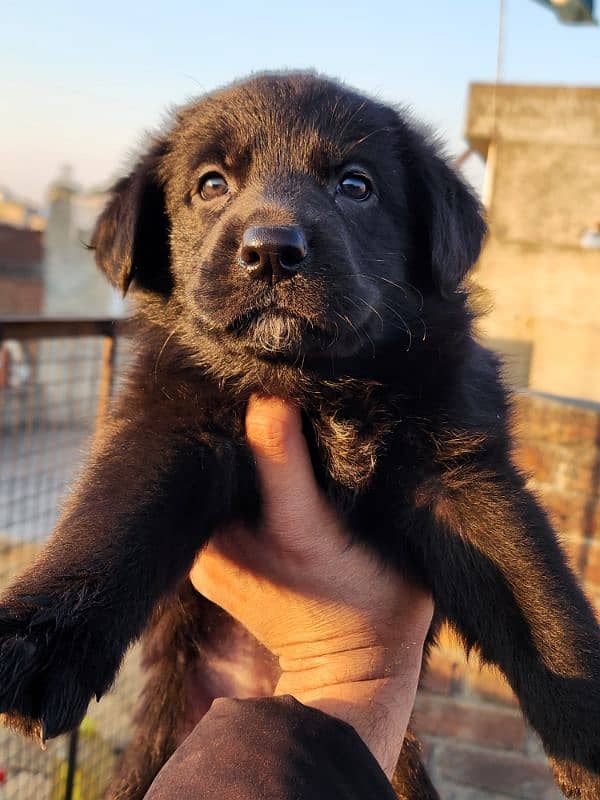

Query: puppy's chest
[
  {"left": 198, "top": 385, "right": 412, "bottom": 496},
  {"left": 306, "top": 403, "right": 399, "bottom": 492}
]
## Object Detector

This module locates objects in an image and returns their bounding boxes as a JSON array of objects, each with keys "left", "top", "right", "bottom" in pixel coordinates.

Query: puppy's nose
[{"left": 240, "top": 226, "right": 307, "bottom": 283}]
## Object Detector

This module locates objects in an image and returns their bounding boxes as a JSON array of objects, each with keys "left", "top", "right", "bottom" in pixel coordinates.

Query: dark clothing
[{"left": 144, "top": 695, "right": 397, "bottom": 799}]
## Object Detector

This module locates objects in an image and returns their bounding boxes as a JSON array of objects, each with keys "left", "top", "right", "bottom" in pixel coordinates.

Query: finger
[{"left": 245, "top": 395, "right": 324, "bottom": 525}]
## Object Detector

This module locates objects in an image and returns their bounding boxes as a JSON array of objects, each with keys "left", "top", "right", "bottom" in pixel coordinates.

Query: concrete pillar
[{"left": 465, "top": 83, "right": 600, "bottom": 402}]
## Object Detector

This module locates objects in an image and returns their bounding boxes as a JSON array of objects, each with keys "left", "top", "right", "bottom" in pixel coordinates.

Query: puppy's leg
[
  {"left": 413, "top": 461, "right": 600, "bottom": 798},
  {"left": 109, "top": 581, "right": 278, "bottom": 800},
  {"left": 0, "top": 404, "right": 241, "bottom": 741},
  {"left": 109, "top": 583, "right": 209, "bottom": 800},
  {"left": 392, "top": 728, "right": 440, "bottom": 800}
]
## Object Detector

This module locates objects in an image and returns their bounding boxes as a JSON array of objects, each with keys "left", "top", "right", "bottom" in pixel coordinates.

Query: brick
[
  {"left": 435, "top": 743, "right": 561, "bottom": 799},
  {"left": 590, "top": 591, "right": 600, "bottom": 618},
  {"left": 414, "top": 695, "right": 526, "bottom": 751},
  {"left": 556, "top": 461, "right": 600, "bottom": 497},
  {"left": 542, "top": 491, "right": 599, "bottom": 540},
  {"left": 524, "top": 727, "right": 551, "bottom": 761},
  {"left": 419, "top": 735, "right": 434, "bottom": 764},
  {"left": 0, "top": 276, "right": 43, "bottom": 314},
  {"left": 514, "top": 442, "right": 561, "bottom": 484},
  {"left": 438, "top": 782, "right": 524, "bottom": 800},
  {"left": 562, "top": 535, "right": 600, "bottom": 590},
  {"left": 464, "top": 662, "right": 518, "bottom": 708},
  {"left": 582, "top": 541, "right": 600, "bottom": 589},
  {"left": 421, "top": 648, "right": 466, "bottom": 695},
  {"left": 513, "top": 393, "right": 600, "bottom": 447},
  {"left": 562, "top": 534, "right": 583, "bottom": 568},
  {"left": 514, "top": 441, "right": 600, "bottom": 495}
]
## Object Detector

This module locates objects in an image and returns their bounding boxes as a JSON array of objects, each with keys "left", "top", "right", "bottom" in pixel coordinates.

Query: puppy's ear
[
  {"left": 91, "top": 140, "right": 171, "bottom": 296},
  {"left": 407, "top": 135, "right": 487, "bottom": 297}
]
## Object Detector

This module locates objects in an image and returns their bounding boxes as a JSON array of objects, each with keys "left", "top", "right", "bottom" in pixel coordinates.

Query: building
[
  {"left": 0, "top": 188, "right": 45, "bottom": 233},
  {"left": 0, "top": 223, "right": 44, "bottom": 315},
  {"left": 0, "top": 188, "right": 45, "bottom": 315},
  {"left": 465, "top": 83, "right": 600, "bottom": 402},
  {"left": 1, "top": 171, "right": 122, "bottom": 317},
  {"left": 43, "top": 167, "right": 122, "bottom": 316}
]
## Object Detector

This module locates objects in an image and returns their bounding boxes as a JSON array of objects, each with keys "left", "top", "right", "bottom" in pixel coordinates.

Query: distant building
[
  {"left": 0, "top": 174, "right": 125, "bottom": 424},
  {"left": 466, "top": 83, "right": 600, "bottom": 403},
  {"left": 0, "top": 188, "right": 45, "bottom": 314},
  {"left": 0, "top": 188, "right": 45, "bottom": 233},
  {"left": 0, "top": 223, "right": 44, "bottom": 315},
  {"left": 0, "top": 174, "right": 123, "bottom": 318},
  {"left": 43, "top": 166, "right": 123, "bottom": 316}
]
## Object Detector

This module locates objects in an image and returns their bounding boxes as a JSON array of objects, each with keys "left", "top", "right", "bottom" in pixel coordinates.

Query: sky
[{"left": 2, "top": 0, "right": 599, "bottom": 205}]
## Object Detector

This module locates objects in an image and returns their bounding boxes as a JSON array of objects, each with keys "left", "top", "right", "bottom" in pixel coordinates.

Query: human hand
[{"left": 190, "top": 395, "right": 433, "bottom": 777}]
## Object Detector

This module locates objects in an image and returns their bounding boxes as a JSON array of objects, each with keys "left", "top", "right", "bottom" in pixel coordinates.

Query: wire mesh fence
[{"left": 0, "top": 318, "right": 140, "bottom": 800}]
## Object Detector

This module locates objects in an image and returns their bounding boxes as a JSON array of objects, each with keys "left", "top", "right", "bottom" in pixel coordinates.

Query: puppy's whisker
[
  {"left": 345, "top": 294, "right": 385, "bottom": 335},
  {"left": 154, "top": 325, "right": 182, "bottom": 383},
  {"left": 359, "top": 273, "right": 424, "bottom": 312},
  {"left": 380, "top": 301, "right": 413, "bottom": 352},
  {"left": 324, "top": 319, "right": 341, "bottom": 352},
  {"left": 339, "top": 302, "right": 376, "bottom": 358},
  {"left": 354, "top": 273, "right": 409, "bottom": 301},
  {"left": 334, "top": 310, "right": 364, "bottom": 352},
  {"left": 357, "top": 252, "right": 409, "bottom": 262},
  {"left": 398, "top": 279, "right": 424, "bottom": 312},
  {"left": 360, "top": 324, "right": 377, "bottom": 359}
]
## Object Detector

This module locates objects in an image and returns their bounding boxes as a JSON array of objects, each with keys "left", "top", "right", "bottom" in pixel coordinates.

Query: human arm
[{"left": 190, "top": 395, "right": 434, "bottom": 778}]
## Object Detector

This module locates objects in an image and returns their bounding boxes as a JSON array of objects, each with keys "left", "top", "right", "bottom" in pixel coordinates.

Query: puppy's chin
[{"left": 245, "top": 311, "right": 306, "bottom": 359}]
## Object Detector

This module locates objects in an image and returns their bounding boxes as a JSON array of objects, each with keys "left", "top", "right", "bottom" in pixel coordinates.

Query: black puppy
[{"left": 1, "top": 72, "right": 599, "bottom": 800}]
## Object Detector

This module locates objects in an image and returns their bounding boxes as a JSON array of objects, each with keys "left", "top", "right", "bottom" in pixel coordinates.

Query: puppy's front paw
[
  {"left": 551, "top": 758, "right": 600, "bottom": 799},
  {"left": 0, "top": 594, "right": 119, "bottom": 740}
]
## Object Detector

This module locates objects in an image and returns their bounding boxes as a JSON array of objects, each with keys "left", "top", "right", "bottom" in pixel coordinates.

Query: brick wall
[
  {"left": 415, "top": 391, "right": 600, "bottom": 800},
  {"left": 0, "top": 277, "right": 43, "bottom": 314}
]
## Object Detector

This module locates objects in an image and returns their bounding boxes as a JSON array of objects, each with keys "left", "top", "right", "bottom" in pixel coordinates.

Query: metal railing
[{"left": 0, "top": 317, "right": 138, "bottom": 800}]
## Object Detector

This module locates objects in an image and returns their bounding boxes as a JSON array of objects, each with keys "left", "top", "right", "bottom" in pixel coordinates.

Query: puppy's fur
[{"left": 1, "top": 72, "right": 600, "bottom": 799}]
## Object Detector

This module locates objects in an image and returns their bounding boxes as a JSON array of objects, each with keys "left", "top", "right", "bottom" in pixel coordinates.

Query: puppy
[{"left": 0, "top": 72, "right": 599, "bottom": 800}]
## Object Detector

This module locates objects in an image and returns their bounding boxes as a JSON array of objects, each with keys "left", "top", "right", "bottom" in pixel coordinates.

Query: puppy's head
[{"left": 92, "top": 72, "right": 485, "bottom": 366}]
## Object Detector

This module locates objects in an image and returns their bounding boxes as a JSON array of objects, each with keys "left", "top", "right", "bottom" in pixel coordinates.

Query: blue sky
[{"left": 2, "top": 0, "right": 598, "bottom": 204}]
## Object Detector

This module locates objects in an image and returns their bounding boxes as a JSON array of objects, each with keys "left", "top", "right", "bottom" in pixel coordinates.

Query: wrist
[{"left": 274, "top": 639, "right": 426, "bottom": 778}]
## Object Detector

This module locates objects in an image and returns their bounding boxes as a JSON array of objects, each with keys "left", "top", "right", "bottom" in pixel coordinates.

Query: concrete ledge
[{"left": 466, "top": 83, "right": 600, "bottom": 152}]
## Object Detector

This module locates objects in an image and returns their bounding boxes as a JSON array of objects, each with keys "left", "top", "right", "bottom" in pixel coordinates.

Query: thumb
[{"left": 245, "top": 395, "right": 323, "bottom": 527}]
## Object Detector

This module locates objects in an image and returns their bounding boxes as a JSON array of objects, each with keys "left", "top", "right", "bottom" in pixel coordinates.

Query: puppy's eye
[
  {"left": 337, "top": 173, "right": 372, "bottom": 201},
  {"left": 198, "top": 172, "right": 229, "bottom": 200}
]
